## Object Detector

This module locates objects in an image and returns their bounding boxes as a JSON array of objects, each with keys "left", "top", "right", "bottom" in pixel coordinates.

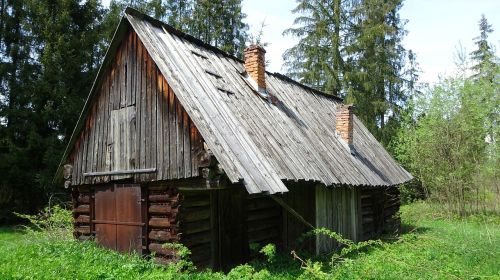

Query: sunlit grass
[{"left": 0, "top": 202, "right": 498, "bottom": 279}]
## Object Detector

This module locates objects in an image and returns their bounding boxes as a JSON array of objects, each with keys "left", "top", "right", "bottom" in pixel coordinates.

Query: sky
[
  {"left": 103, "top": 0, "right": 500, "bottom": 85},
  {"left": 243, "top": 0, "right": 500, "bottom": 85}
]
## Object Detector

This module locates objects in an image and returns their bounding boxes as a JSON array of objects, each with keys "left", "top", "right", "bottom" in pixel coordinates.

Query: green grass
[{"left": 0, "top": 202, "right": 498, "bottom": 279}]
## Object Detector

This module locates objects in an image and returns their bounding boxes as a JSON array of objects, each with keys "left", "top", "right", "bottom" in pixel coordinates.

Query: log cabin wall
[
  {"left": 147, "top": 181, "right": 181, "bottom": 264},
  {"left": 147, "top": 180, "right": 249, "bottom": 270},
  {"left": 68, "top": 29, "right": 204, "bottom": 186},
  {"left": 72, "top": 186, "right": 92, "bottom": 240}
]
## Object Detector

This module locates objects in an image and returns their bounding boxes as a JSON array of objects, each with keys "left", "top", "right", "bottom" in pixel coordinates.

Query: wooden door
[
  {"left": 94, "top": 184, "right": 143, "bottom": 254},
  {"left": 217, "top": 188, "right": 248, "bottom": 271}
]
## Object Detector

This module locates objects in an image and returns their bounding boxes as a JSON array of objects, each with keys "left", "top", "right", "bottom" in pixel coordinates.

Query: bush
[
  {"left": 15, "top": 204, "right": 72, "bottom": 239},
  {"left": 259, "top": 244, "right": 277, "bottom": 263},
  {"left": 392, "top": 63, "right": 499, "bottom": 215}
]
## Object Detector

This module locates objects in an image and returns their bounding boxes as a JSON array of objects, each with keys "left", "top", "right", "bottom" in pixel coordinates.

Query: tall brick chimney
[
  {"left": 244, "top": 44, "right": 266, "bottom": 91},
  {"left": 336, "top": 104, "right": 354, "bottom": 145}
]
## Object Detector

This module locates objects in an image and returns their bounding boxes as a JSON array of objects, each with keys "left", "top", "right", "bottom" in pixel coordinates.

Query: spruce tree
[
  {"left": 345, "top": 0, "right": 407, "bottom": 144},
  {"left": 283, "top": 0, "right": 354, "bottom": 97},
  {"left": 0, "top": 0, "right": 106, "bottom": 222},
  {"left": 470, "top": 14, "right": 496, "bottom": 80},
  {"left": 189, "top": 0, "right": 248, "bottom": 57},
  {"left": 0, "top": 0, "right": 42, "bottom": 221}
]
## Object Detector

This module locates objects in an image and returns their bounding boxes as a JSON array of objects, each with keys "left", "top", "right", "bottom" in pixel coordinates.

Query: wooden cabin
[{"left": 55, "top": 8, "right": 412, "bottom": 270}]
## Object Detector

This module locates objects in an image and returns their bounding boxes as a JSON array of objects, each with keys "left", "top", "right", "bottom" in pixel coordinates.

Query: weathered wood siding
[
  {"left": 360, "top": 186, "right": 401, "bottom": 240},
  {"left": 315, "top": 186, "right": 361, "bottom": 255},
  {"left": 314, "top": 186, "right": 401, "bottom": 254},
  {"left": 69, "top": 30, "right": 204, "bottom": 185},
  {"left": 147, "top": 180, "right": 248, "bottom": 270},
  {"left": 282, "top": 183, "right": 316, "bottom": 251},
  {"left": 178, "top": 188, "right": 214, "bottom": 268},
  {"left": 246, "top": 194, "right": 282, "bottom": 249}
]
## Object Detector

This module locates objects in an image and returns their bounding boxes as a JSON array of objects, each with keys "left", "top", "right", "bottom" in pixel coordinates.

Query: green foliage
[
  {"left": 226, "top": 264, "right": 271, "bottom": 280},
  {"left": 15, "top": 204, "right": 73, "bottom": 239},
  {"left": 330, "top": 202, "right": 500, "bottom": 279},
  {"left": 392, "top": 62, "right": 499, "bottom": 214},
  {"left": 470, "top": 14, "right": 497, "bottom": 80},
  {"left": 162, "top": 242, "right": 195, "bottom": 272},
  {"left": 259, "top": 243, "right": 277, "bottom": 263},
  {"left": 284, "top": 0, "right": 413, "bottom": 145},
  {"left": 297, "top": 260, "right": 328, "bottom": 280},
  {"left": 0, "top": 0, "right": 106, "bottom": 223},
  {"left": 1, "top": 202, "right": 498, "bottom": 279}
]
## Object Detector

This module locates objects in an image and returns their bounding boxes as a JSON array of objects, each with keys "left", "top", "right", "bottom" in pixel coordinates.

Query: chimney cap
[{"left": 245, "top": 44, "right": 266, "bottom": 53}]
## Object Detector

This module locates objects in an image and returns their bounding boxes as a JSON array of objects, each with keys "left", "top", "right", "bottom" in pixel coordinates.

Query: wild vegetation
[
  {"left": 1, "top": 202, "right": 498, "bottom": 279},
  {"left": 391, "top": 17, "right": 499, "bottom": 214}
]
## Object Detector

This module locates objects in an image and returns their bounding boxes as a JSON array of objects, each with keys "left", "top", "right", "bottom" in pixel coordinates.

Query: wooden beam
[
  {"left": 83, "top": 168, "right": 156, "bottom": 177},
  {"left": 270, "top": 195, "right": 314, "bottom": 230}
]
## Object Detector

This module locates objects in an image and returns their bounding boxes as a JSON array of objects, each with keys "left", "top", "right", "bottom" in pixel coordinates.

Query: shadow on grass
[
  {"left": 400, "top": 223, "right": 430, "bottom": 235},
  {"left": 0, "top": 225, "right": 26, "bottom": 234}
]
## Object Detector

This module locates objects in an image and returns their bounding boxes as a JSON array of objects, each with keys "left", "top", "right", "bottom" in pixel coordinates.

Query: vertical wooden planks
[
  {"left": 183, "top": 111, "right": 191, "bottom": 177},
  {"left": 161, "top": 77, "right": 169, "bottom": 179},
  {"left": 150, "top": 59, "right": 157, "bottom": 182},
  {"left": 68, "top": 30, "right": 203, "bottom": 185},
  {"left": 177, "top": 96, "right": 184, "bottom": 178},
  {"left": 139, "top": 39, "right": 147, "bottom": 181},
  {"left": 156, "top": 67, "right": 164, "bottom": 179},
  {"left": 134, "top": 32, "right": 142, "bottom": 182},
  {"left": 168, "top": 87, "right": 177, "bottom": 179}
]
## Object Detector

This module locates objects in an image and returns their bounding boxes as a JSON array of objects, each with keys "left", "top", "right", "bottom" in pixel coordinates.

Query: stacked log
[
  {"left": 72, "top": 187, "right": 92, "bottom": 241},
  {"left": 147, "top": 184, "right": 180, "bottom": 264},
  {"left": 382, "top": 187, "right": 401, "bottom": 235}
]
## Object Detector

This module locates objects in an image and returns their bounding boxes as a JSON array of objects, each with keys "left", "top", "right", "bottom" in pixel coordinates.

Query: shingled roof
[{"left": 56, "top": 8, "right": 412, "bottom": 194}]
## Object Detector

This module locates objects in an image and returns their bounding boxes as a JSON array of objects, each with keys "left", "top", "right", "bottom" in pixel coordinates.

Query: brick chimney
[
  {"left": 244, "top": 44, "right": 266, "bottom": 90},
  {"left": 336, "top": 104, "right": 354, "bottom": 145}
]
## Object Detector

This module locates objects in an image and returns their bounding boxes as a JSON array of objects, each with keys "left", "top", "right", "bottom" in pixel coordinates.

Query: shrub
[
  {"left": 15, "top": 204, "right": 72, "bottom": 239},
  {"left": 162, "top": 242, "right": 195, "bottom": 272},
  {"left": 259, "top": 243, "right": 276, "bottom": 263}
]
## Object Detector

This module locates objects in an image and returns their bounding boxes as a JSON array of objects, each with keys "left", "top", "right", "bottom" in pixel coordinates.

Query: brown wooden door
[{"left": 94, "top": 184, "right": 143, "bottom": 254}]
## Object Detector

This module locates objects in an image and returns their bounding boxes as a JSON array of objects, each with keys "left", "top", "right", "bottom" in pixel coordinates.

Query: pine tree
[{"left": 470, "top": 14, "right": 496, "bottom": 80}]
